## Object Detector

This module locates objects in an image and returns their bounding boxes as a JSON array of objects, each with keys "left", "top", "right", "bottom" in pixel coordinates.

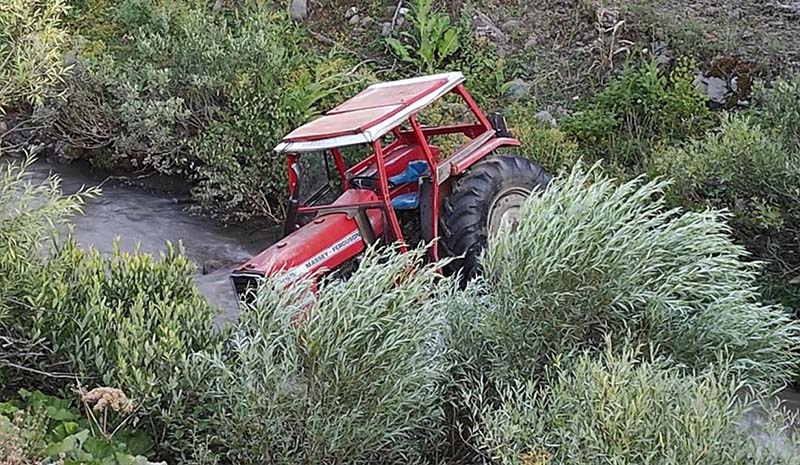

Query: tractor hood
[{"left": 231, "top": 190, "right": 384, "bottom": 296}]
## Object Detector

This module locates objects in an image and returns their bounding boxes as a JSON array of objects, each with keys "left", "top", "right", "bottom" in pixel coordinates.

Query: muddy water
[{"left": 23, "top": 160, "right": 278, "bottom": 322}]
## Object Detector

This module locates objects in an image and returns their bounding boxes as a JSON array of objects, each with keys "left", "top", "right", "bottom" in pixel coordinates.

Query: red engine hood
[{"left": 235, "top": 189, "right": 385, "bottom": 282}]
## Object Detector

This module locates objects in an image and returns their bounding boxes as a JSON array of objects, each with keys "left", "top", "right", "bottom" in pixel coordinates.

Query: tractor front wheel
[{"left": 440, "top": 154, "right": 551, "bottom": 281}]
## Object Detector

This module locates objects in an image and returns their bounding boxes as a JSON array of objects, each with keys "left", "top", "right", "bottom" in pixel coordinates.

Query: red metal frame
[{"left": 233, "top": 76, "right": 520, "bottom": 287}]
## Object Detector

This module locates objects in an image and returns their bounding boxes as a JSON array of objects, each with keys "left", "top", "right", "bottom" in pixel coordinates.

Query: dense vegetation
[{"left": 2, "top": 0, "right": 800, "bottom": 464}]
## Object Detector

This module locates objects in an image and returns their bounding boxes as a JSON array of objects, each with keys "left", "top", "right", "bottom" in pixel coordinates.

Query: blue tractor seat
[{"left": 389, "top": 161, "right": 429, "bottom": 211}]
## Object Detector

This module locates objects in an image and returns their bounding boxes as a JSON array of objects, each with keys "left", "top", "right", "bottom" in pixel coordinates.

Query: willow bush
[
  {"left": 476, "top": 341, "right": 800, "bottom": 465},
  {"left": 475, "top": 164, "right": 799, "bottom": 388},
  {"left": 651, "top": 115, "right": 800, "bottom": 235},
  {"left": 0, "top": 156, "right": 94, "bottom": 386},
  {"left": 167, "top": 247, "right": 456, "bottom": 465},
  {"left": 19, "top": 239, "right": 220, "bottom": 411},
  {"left": 0, "top": 0, "right": 71, "bottom": 111},
  {"left": 1, "top": 157, "right": 220, "bottom": 446},
  {"left": 51, "top": 0, "right": 366, "bottom": 222},
  {"left": 650, "top": 114, "right": 800, "bottom": 310},
  {"left": 754, "top": 74, "right": 800, "bottom": 152}
]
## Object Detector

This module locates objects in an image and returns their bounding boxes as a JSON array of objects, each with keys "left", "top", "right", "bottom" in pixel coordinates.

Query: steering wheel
[{"left": 348, "top": 175, "right": 379, "bottom": 190}]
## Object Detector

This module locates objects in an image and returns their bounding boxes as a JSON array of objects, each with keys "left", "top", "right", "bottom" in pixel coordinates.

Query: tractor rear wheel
[{"left": 440, "top": 153, "right": 551, "bottom": 281}]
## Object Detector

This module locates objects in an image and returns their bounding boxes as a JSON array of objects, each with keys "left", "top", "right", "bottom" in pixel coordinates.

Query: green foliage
[
  {"left": 386, "top": 0, "right": 461, "bottom": 74},
  {"left": 15, "top": 239, "right": 220, "bottom": 411},
  {"left": 53, "top": 1, "right": 365, "bottom": 222},
  {"left": 651, "top": 115, "right": 800, "bottom": 233},
  {"left": 0, "top": 0, "right": 71, "bottom": 111},
  {"left": 168, "top": 247, "right": 455, "bottom": 464},
  {"left": 506, "top": 104, "right": 579, "bottom": 173},
  {"left": 0, "top": 157, "right": 219, "bottom": 441},
  {"left": 0, "top": 389, "right": 161, "bottom": 465},
  {"left": 476, "top": 342, "right": 800, "bottom": 465},
  {"left": 0, "top": 155, "right": 95, "bottom": 326},
  {"left": 650, "top": 114, "right": 800, "bottom": 313},
  {"left": 476, "top": 164, "right": 799, "bottom": 388},
  {"left": 754, "top": 74, "right": 800, "bottom": 152},
  {"left": 562, "top": 58, "right": 712, "bottom": 168},
  {"left": 383, "top": 0, "right": 506, "bottom": 106}
]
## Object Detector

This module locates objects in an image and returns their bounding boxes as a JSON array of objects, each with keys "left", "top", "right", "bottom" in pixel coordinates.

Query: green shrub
[
  {"left": 0, "top": 156, "right": 95, "bottom": 386},
  {"left": 1, "top": 157, "right": 219, "bottom": 434},
  {"left": 476, "top": 164, "right": 799, "bottom": 388},
  {"left": 562, "top": 58, "right": 712, "bottom": 169},
  {"left": 754, "top": 74, "right": 800, "bottom": 152},
  {"left": 0, "top": 0, "right": 71, "bottom": 111},
  {"left": 0, "top": 156, "right": 93, "bottom": 319},
  {"left": 168, "top": 247, "right": 456, "bottom": 464},
  {"left": 476, "top": 342, "right": 800, "bottom": 465},
  {"left": 650, "top": 115, "right": 800, "bottom": 290},
  {"left": 53, "top": 1, "right": 365, "bottom": 222},
  {"left": 15, "top": 239, "right": 220, "bottom": 412},
  {"left": 0, "top": 388, "right": 162, "bottom": 465},
  {"left": 507, "top": 104, "right": 580, "bottom": 173}
]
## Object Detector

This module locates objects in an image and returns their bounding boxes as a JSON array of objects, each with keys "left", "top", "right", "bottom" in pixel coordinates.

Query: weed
[
  {"left": 0, "top": 389, "right": 162, "bottom": 465},
  {"left": 386, "top": 0, "right": 462, "bottom": 74}
]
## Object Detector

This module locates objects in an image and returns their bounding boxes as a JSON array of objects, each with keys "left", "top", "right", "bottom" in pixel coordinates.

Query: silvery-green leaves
[{"left": 479, "top": 163, "right": 800, "bottom": 388}]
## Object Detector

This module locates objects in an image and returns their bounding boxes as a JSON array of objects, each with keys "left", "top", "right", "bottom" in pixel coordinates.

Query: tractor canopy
[{"left": 274, "top": 72, "right": 466, "bottom": 153}]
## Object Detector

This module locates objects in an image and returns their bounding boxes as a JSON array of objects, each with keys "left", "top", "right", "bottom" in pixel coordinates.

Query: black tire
[{"left": 440, "top": 153, "right": 551, "bottom": 281}]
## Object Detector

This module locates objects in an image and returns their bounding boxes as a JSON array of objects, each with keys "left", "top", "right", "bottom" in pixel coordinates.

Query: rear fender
[{"left": 448, "top": 137, "right": 521, "bottom": 179}]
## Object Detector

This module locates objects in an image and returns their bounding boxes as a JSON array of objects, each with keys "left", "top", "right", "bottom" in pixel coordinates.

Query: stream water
[
  {"left": 17, "top": 158, "right": 800, "bottom": 454},
  {"left": 23, "top": 159, "right": 278, "bottom": 322}
]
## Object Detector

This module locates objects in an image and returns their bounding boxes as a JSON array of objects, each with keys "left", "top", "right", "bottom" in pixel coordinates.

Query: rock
[
  {"left": 473, "top": 9, "right": 508, "bottom": 45},
  {"left": 349, "top": 14, "right": 361, "bottom": 25},
  {"left": 535, "top": 110, "right": 557, "bottom": 127},
  {"left": 380, "top": 22, "right": 393, "bottom": 37},
  {"left": 505, "top": 78, "right": 531, "bottom": 101},
  {"left": 345, "top": 6, "right": 358, "bottom": 19},
  {"left": 289, "top": 0, "right": 308, "bottom": 20},
  {"left": 727, "top": 7, "right": 744, "bottom": 19},
  {"left": 524, "top": 37, "right": 538, "bottom": 50},
  {"left": 653, "top": 40, "right": 671, "bottom": 69},
  {"left": 359, "top": 16, "right": 374, "bottom": 28},
  {"left": 202, "top": 259, "right": 224, "bottom": 275},
  {"left": 501, "top": 20, "right": 522, "bottom": 34},
  {"left": 694, "top": 75, "right": 731, "bottom": 107}
]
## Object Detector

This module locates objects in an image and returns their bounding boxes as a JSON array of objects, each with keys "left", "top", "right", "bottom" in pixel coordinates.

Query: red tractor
[{"left": 231, "top": 72, "right": 551, "bottom": 297}]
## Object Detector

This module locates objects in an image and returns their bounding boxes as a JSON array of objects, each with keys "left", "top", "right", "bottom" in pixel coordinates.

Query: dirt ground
[{"left": 310, "top": 0, "right": 800, "bottom": 105}]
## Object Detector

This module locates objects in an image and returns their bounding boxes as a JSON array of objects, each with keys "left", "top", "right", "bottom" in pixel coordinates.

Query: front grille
[{"left": 230, "top": 272, "right": 263, "bottom": 304}]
